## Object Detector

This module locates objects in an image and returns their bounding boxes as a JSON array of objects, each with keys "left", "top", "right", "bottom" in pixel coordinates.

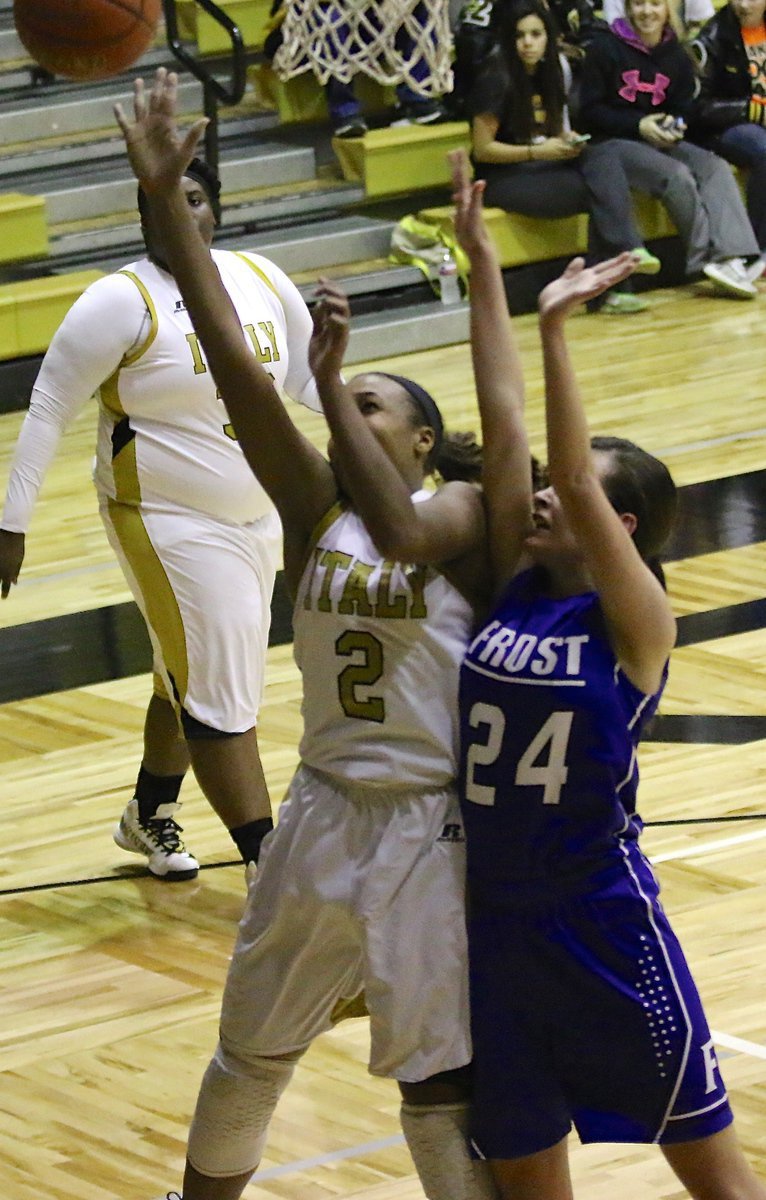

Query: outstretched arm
[
  {"left": 114, "top": 69, "right": 336, "bottom": 577},
  {"left": 449, "top": 149, "right": 532, "bottom": 596},
  {"left": 308, "top": 280, "right": 485, "bottom": 569},
  {"left": 538, "top": 257, "right": 676, "bottom": 693}
]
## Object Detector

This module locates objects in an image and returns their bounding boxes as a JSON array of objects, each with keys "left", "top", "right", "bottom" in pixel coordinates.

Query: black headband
[
  {"left": 184, "top": 160, "right": 222, "bottom": 224},
  {"left": 379, "top": 372, "right": 444, "bottom": 453}
]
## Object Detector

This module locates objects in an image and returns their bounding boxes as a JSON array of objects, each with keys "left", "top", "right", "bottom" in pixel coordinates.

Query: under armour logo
[
  {"left": 618, "top": 70, "right": 669, "bottom": 106},
  {"left": 437, "top": 823, "right": 465, "bottom": 843},
  {"left": 174, "top": 299, "right": 187, "bottom": 312}
]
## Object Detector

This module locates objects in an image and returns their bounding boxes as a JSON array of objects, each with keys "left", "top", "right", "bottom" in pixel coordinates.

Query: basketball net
[{"left": 273, "top": 1, "right": 453, "bottom": 97}]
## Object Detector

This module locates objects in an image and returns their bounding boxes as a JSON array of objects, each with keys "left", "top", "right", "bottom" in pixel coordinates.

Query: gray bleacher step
[
  {"left": 0, "top": 24, "right": 22, "bottom": 63},
  {"left": 0, "top": 73, "right": 201, "bottom": 144},
  {"left": 0, "top": 43, "right": 177, "bottom": 92},
  {"left": 297, "top": 264, "right": 425, "bottom": 302},
  {"left": 42, "top": 144, "right": 317, "bottom": 222},
  {"left": 0, "top": 112, "right": 279, "bottom": 179},
  {"left": 228, "top": 215, "right": 398, "bottom": 274},
  {"left": 60, "top": 213, "right": 400, "bottom": 276},
  {"left": 345, "top": 300, "right": 469, "bottom": 365}
]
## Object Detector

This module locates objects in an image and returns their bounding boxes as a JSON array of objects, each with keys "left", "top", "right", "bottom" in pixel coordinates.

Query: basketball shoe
[
  {"left": 114, "top": 799, "right": 199, "bottom": 880},
  {"left": 703, "top": 258, "right": 757, "bottom": 298}
]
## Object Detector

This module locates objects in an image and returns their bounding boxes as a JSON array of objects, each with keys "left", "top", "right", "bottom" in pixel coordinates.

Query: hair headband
[{"left": 379, "top": 372, "right": 444, "bottom": 453}]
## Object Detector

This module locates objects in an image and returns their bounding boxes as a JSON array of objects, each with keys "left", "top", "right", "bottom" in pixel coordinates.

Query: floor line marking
[
  {"left": 652, "top": 826, "right": 766, "bottom": 862},
  {"left": 249, "top": 1134, "right": 405, "bottom": 1181},
  {"left": 712, "top": 1030, "right": 766, "bottom": 1062},
  {"left": 659, "top": 428, "right": 766, "bottom": 456}
]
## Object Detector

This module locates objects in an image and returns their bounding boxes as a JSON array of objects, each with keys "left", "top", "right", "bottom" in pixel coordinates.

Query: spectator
[
  {"left": 602, "top": 0, "right": 714, "bottom": 40},
  {"left": 470, "top": 0, "right": 662, "bottom": 314},
  {"left": 579, "top": 0, "right": 762, "bottom": 297},
  {"left": 693, "top": 0, "right": 766, "bottom": 268}
]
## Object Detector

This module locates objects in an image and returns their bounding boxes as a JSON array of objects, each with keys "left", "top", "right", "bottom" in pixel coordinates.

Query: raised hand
[
  {"left": 538, "top": 253, "right": 638, "bottom": 322},
  {"left": 448, "top": 148, "right": 490, "bottom": 258},
  {"left": 309, "top": 278, "right": 351, "bottom": 385},
  {"left": 114, "top": 67, "right": 208, "bottom": 194}
]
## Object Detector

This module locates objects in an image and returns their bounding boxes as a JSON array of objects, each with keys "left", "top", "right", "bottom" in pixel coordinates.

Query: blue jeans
[{"left": 713, "top": 121, "right": 766, "bottom": 251}]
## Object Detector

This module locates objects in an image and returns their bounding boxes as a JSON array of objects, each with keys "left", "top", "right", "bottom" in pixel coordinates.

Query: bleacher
[{"left": 0, "top": 0, "right": 689, "bottom": 406}]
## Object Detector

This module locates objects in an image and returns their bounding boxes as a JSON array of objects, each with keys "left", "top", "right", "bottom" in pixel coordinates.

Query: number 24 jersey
[{"left": 458, "top": 568, "right": 666, "bottom": 899}]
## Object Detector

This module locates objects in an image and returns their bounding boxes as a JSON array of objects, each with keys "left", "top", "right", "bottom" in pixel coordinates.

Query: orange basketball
[{"left": 14, "top": 0, "right": 162, "bottom": 82}]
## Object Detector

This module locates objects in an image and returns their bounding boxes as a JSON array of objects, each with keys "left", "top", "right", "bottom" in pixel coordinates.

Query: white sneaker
[
  {"left": 703, "top": 258, "right": 757, "bottom": 298},
  {"left": 114, "top": 799, "right": 199, "bottom": 880},
  {"left": 745, "top": 254, "right": 766, "bottom": 283}
]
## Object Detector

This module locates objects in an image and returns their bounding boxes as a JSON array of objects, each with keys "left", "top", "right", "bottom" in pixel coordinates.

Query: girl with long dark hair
[{"left": 470, "top": 0, "right": 660, "bottom": 312}]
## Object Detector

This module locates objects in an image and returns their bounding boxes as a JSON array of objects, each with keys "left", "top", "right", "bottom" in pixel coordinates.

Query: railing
[{"left": 162, "top": 0, "right": 247, "bottom": 175}]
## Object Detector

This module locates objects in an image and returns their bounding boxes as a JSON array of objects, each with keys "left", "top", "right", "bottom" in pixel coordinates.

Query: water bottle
[{"left": 438, "top": 252, "right": 461, "bottom": 306}]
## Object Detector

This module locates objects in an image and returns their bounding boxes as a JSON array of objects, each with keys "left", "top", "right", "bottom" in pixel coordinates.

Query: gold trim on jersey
[
  {"left": 234, "top": 252, "right": 285, "bottom": 312},
  {"left": 117, "top": 271, "right": 159, "bottom": 364},
  {"left": 309, "top": 500, "right": 345, "bottom": 553},
  {"left": 295, "top": 499, "right": 345, "bottom": 598},
  {"left": 107, "top": 498, "right": 190, "bottom": 707},
  {"left": 99, "top": 366, "right": 141, "bottom": 504}
]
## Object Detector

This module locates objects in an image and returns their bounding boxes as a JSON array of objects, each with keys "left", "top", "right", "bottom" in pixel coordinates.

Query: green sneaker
[
  {"left": 601, "top": 291, "right": 650, "bottom": 315},
  {"left": 631, "top": 247, "right": 661, "bottom": 275}
]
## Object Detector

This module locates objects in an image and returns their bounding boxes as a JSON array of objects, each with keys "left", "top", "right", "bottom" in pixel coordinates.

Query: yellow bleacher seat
[
  {"left": 332, "top": 121, "right": 471, "bottom": 198},
  {"left": 0, "top": 193, "right": 49, "bottom": 265},
  {"left": 175, "top": 0, "right": 272, "bottom": 53},
  {"left": 248, "top": 63, "right": 396, "bottom": 126},
  {"left": 418, "top": 192, "right": 679, "bottom": 269},
  {"left": 1, "top": 269, "right": 104, "bottom": 361}
]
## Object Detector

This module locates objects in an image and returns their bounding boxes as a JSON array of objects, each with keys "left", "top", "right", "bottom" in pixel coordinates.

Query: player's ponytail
[
  {"left": 435, "top": 430, "right": 483, "bottom": 482},
  {"left": 592, "top": 436, "right": 677, "bottom": 590}
]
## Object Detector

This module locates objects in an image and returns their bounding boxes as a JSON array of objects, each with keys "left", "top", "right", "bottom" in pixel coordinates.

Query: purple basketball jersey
[
  {"left": 459, "top": 569, "right": 663, "bottom": 899},
  {"left": 459, "top": 570, "right": 732, "bottom": 1154}
]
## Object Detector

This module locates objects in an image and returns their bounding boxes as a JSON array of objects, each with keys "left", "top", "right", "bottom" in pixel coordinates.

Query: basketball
[{"left": 13, "top": 0, "right": 162, "bottom": 82}]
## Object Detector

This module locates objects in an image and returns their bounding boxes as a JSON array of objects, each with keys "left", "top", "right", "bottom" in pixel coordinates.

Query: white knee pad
[
  {"left": 400, "top": 1102, "right": 499, "bottom": 1200},
  {"left": 187, "top": 1041, "right": 297, "bottom": 1178}
]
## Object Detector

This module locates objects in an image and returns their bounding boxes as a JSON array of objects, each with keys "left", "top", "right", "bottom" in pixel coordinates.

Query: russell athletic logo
[{"left": 437, "top": 823, "right": 465, "bottom": 843}]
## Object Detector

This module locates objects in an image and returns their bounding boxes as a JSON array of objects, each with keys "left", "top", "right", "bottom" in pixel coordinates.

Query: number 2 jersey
[
  {"left": 294, "top": 495, "right": 474, "bottom": 787},
  {"left": 459, "top": 568, "right": 665, "bottom": 901}
]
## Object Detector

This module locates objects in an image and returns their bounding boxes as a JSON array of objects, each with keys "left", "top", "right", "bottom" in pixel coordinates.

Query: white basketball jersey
[
  {"left": 93, "top": 251, "right": 299, "bottom": 524},
  {"left": 294, "top": 495, "right": 474, "bottom": 787}
]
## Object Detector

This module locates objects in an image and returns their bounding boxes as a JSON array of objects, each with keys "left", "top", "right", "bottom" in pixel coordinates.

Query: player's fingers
[
  {"left": 149, "top": 66, "right": 167, "bottom": 111},
  {"left": 113, "top": 102, "right": 130, "bottom": 136},
  {"left": 180, "top": 119, "right": 208, "bottom": 160},
  {"left": 133, "top": 76, "right": 146, "bottom": 122},
  {"left": 163, "top": 70, "right": 179, "bottom": 114}
]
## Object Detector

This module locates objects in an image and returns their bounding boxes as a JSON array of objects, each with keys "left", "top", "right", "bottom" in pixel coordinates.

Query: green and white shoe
[
  {"left": 631, "top": 248, "right": 661, "bottom": 275},
  {"left": 600, "top": 291, "right": 650, "bottom": 315}
]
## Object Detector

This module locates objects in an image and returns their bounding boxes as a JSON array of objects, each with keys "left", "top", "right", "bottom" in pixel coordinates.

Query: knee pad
[
  {"left": 187, "top": 1042, "right": 297, "bottom": 1178},
  {"left": 400, "top": 1103, "right": 497, "bottom": 1200}
]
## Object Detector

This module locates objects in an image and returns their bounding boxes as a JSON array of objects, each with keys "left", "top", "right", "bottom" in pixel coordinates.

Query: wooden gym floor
[{"left": 0, "top": 280, "right": 764, "bottom": 1199}]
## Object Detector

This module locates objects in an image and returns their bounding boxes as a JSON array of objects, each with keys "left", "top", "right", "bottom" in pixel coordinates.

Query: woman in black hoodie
[
  {"left": 693, "top": 0, "right": 766, "bottom": 261},
  {"left": 579, "top": 0, "right": 761, "bottom": 296}
]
